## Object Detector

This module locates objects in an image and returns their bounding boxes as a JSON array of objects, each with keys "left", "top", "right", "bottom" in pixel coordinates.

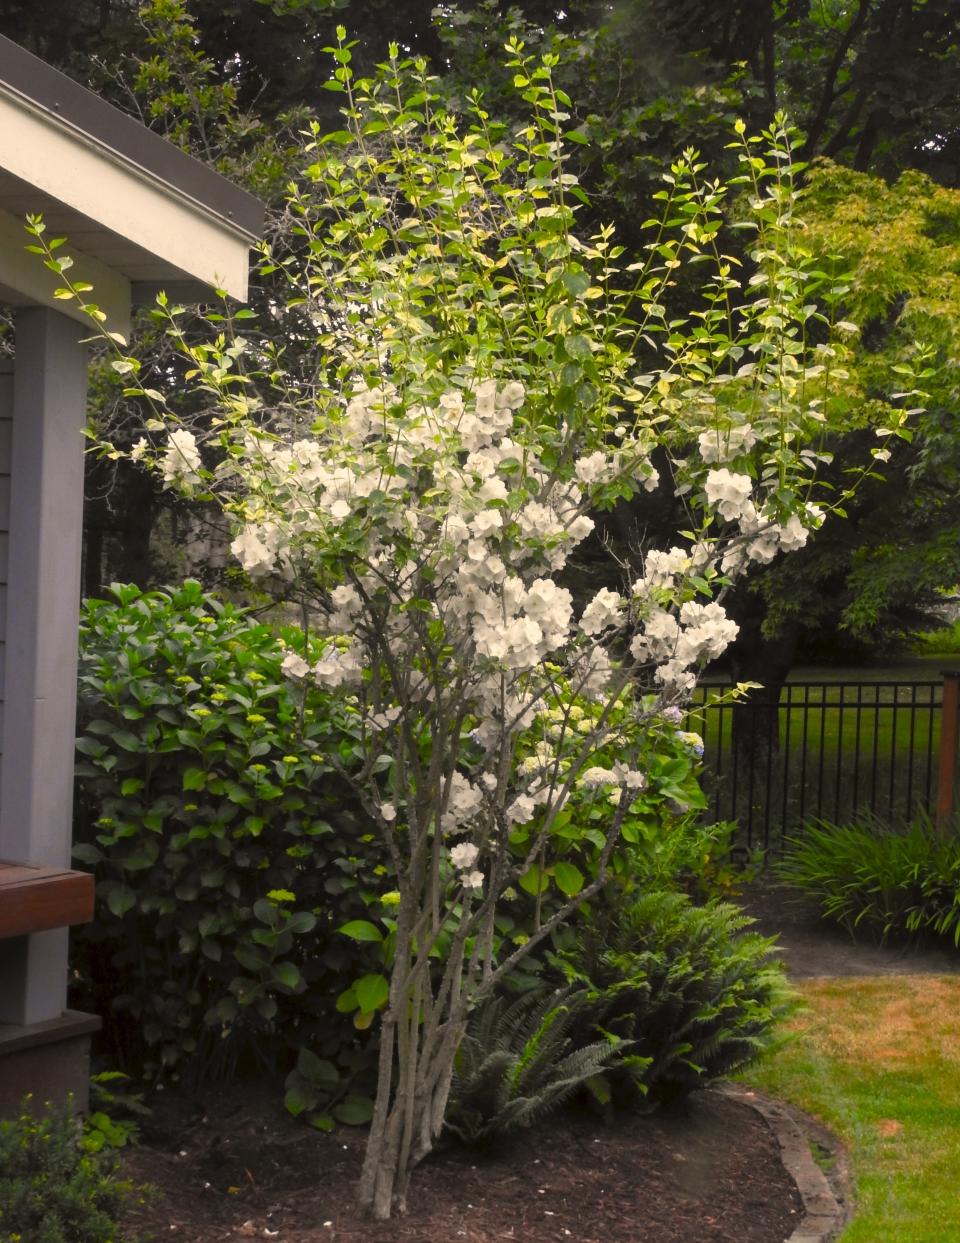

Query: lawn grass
[{"left": 740, "top": 976, "right": 960, "bottom": 1242}]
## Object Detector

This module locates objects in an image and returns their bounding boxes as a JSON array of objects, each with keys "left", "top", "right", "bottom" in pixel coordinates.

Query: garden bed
[{"left": 120, "top": 1083, "right": 802, "bottom": 1242}]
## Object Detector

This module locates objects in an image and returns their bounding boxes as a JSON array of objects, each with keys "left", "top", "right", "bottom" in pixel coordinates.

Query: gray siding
[{"left": 0, "top": 368, "right": 11, "bottom": 774}]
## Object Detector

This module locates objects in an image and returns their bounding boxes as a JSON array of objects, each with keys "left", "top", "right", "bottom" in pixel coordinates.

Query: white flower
[
  {"left": 698, "top": 423, "right": 756, "bottom": 465},
  {"left": 474, "top": 379, "right": 497, "bottom": 418},
  {"left": 281, "top": 651, "right": 310, "bottom": 680},
  {"left": 461, "top": 870, "right": 484, "bottom": 891},
  {"left": 704, "top": 468, "right": 752, "bottom": 522},
  {"left": 130, "top": 437, "right": 149, "bottom": 462},
  {"left": 471, "top": 509, "right": 504, "bottom": 536},
  {"left": 442, "top": 773, "right": 483, "bottom": 833},
  {"left": 580, "top": 766, "right": 616, "bottom": 788},
  {"left": 777, "top": 514, "right": 809, "bottom": 552},
  {"left": 231, "top": 525, "right": 277, "bottom": 577},
  {"left": 574, "top": 451, "right": 614, "bottom": 485},
  {"left": 507, "top": 794, "right": 537, "bottom": 825},
  {"left": 642, "top": 547, "right": 689, "bottom": 588},
  {"left": 580, "top": 588, "right": 624, "bottom": 636},
  {"left": 450, "top": 842, "right": 479, "bottom": 870},
  {"left": 380, "top": 802, "right": 397, "bottom": 822},
  {"left": 161, "top": 429, "right": 202, "bottom": 487},
  {"left": 312, "top": 642, "right": 364, "bottom": 689},
  {"left": 496, "top": 381, "right": 525, "bottom": 410}
]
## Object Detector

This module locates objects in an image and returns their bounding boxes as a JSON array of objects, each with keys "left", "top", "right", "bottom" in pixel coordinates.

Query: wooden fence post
[{"left": 936, "top": 670, "right": 960, "bottom": 832}]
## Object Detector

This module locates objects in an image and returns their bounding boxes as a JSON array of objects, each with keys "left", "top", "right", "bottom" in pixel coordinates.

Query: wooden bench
[{"left": 0, "top": 860, "right": 95, "bottom": 939}]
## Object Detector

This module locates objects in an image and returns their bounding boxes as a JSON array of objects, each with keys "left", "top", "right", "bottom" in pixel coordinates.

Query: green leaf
[
  {"left": 297, "top": 1049, "right": 339, "bottom": 1087},
  {"left": 200, "top": 938, "right": 221, "bottom": 962},
  {"left": 110, "top": 730, "right": 143, "bottom": 752},
  {"left": 332, "top": 1095, "right": 374, "bottom": 1126},
  {"left": 338, "top": 919, "right": 382, "bottom": 943},
  {"left": 183, "top": 767, "right": 207, "bottom": 791},
  {"left": 285, "top": 910, "right": 317, "bottom": 936},
  {"left": 273, "top": 961, "right": 302, "bottom": 991},
  {"left": 106, "top": 884, "right": 136, "bottom": 917},
  {"left": 355, "top": 973, "right": 389, "bottom": 1013},
  {"left": 563, "top": 333, "right": 592, "bottom": 360},
  {"left": 561, "top": 270, "right": 590, "bottom": 297},
  {"left": 519, "top": 864, "right": 548, "bottom": 896},
  {"left": 284, "top": 1086, "right": 311, "bottom": 1117},
  {"left": 553, "top": 861, "right": 585, "bottom": 898},
  {"left": 335, "top": 987, "right": 358, "bottom": 1013}
]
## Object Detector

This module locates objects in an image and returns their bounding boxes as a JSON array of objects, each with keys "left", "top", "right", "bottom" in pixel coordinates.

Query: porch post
[{"left": 0, "top": 307, "right": 86, "bottom": 1026}]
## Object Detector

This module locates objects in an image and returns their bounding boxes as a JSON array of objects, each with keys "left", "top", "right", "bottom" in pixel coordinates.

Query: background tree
[{"left": 2, "top": 0, "right": 956, "bottom": 667}]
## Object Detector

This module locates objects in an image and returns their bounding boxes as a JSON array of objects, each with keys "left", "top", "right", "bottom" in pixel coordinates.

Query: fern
[
  {"left": 444, "top": 989, "right": 628, "bottom": 1146},
  {"left": 555, "top": 890, "right": 794, "bottom": 1103}
]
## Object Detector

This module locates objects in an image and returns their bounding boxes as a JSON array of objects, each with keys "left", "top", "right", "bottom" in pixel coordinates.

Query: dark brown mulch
[{"left": 120, "top": 1083, "right": 802, "bottom": 1242}]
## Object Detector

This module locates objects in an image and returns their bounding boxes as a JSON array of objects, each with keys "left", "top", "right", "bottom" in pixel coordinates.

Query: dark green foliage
[
  {"left": 444, "top": 990, "right": 627, "bottom": 1146},
  {"left": 73, "top": 582, "right": 379, "bottom": 1088},
  {"left": 778, "top": 813, "right": 960, "bottom": 945},
  {"left": 556, "top": 891, "right": 793, "bottom": 1103},
  {"left": 0, "top": 1098, "right": 133, "bottom": 1243}
]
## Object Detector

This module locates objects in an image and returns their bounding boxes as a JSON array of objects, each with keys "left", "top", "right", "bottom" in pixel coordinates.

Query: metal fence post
[{"left": 936, "top": 671, "right": 960, "bottom": 832}]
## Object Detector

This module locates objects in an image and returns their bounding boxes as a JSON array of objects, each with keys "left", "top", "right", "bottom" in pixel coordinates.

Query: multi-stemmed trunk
[{"left": 356, "top": 887, "right": 469, "bottom": 1219}]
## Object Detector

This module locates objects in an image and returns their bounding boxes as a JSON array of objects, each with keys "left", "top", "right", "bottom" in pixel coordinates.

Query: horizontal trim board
[
  {"left": 0, "top": 861, "right": 95, "bottom": 938},
  {"left": 0, "top": 35, "right": 263, "bottom": 240},
  {"left": 0, "top": 100, "right": 253, "bottom": 303},
  {"left": 0, "top": 203, "right": 131, "bottom": 335}
]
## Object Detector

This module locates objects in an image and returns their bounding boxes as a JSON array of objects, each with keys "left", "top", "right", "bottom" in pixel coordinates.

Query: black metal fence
[{"left": 688, "top": 679, "right": 950, "bottom": 854}]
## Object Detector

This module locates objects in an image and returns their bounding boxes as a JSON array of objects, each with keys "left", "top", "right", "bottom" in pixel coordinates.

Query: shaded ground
[
  {"left": 120, "top": 878, "right": 927, "bottom": 1242},
  {"left": 738, "top": 879, "right": 960, "bottom": 978},
  {"left": 120, "top": 1083, "right": 803, "bottom": 1242}
]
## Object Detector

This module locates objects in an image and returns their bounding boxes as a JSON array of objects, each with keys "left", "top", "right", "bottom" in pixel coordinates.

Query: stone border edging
[{"left": 712, "top": 1083, "right": 851, "bottom": 1243}]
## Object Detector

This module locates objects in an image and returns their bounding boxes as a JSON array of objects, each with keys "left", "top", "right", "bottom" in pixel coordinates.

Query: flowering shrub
[{"left": 42, "top": 32, "right": 915, "bottom": 1219}]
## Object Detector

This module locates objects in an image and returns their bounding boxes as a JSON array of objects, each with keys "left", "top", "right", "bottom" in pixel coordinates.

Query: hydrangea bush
[{"left": 39, "top": 34, "right": 912, "bottom": 1220}]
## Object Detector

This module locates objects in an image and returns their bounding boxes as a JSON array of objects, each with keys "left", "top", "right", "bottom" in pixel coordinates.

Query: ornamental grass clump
[
  {"left": 41, "top": 32, "right": 916, "bottom": 1220},
  {"left": 778, "top": 812, "right": 960, "bottom": 944}
]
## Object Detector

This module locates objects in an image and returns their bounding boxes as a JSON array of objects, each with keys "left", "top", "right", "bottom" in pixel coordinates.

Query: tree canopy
[{"left": 0, "top": 0, "right": 956, "bottom": 663}]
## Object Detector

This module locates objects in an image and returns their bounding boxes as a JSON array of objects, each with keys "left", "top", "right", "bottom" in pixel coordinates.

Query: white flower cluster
[
  {"left": 698, "top": 423, "right": 756, "bottom": 465},
  {"left": 441, "top": 772, "right": 484, "bottom": 835},
  {"left": 162, "top": 429, "right": 203, "bottom": 489},
  {"left": 705, "top": 468, "right": 753, "bottom": 522},
  {"left": 579, "top": 764, "right": 646, "bottom": 790},
  {"left": 630, "top": 600, "right": 739, "bottom": 696},
  {"left": 280, "top": 640, "right": 364, "bottom": 689},
  {"left": 449, "top": 841, "right": 483, "bottom": 892},
  {"left": 151, "top": 361, "right": 826, "bottom": 880}
]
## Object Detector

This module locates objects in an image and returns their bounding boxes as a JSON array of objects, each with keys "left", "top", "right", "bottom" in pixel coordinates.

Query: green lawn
[{"left": 741, "top": 976, "right": 960, "bottom": 1242}]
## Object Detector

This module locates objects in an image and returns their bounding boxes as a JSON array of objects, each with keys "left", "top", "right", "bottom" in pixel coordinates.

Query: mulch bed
[{"left": 120, "top": 1083, "right": 802, "bottom": 1242}]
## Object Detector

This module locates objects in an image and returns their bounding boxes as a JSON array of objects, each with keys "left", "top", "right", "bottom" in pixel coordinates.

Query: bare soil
[{"left": 120, "top": 1083, "right": 803, "bottom": 1243}]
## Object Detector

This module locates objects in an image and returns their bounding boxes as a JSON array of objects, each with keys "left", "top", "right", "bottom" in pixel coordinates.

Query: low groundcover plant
[{"left": 0, "top": 1098, "right": 134, "bottom": 1243}]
